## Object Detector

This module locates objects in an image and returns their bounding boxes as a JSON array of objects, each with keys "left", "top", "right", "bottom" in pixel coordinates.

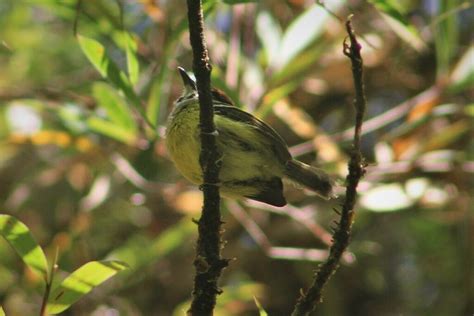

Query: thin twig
[
  {"left": 227, "top": 201, "right": 351, "bottom": 262},
  {"left": 244, "top": 201, "right": 333, "bottom": 246},
  {"left": 39, "top": 248, "right": 59, "bottom": 316},
  {"left": 185, "top": 1, "right": 228, "bottom": 315},
  {"left": 291, "top": 16, "right": 367, "bottom": 316},
  {"left": 290, "top": 85, "right": 442, "bottom": 158},
  {"left": 73, "top": 0, "right": 82, "bottom": 36}
]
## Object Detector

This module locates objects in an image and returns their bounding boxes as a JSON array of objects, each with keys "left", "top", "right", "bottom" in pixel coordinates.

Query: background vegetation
[{"left": 0, "top": 0, "right": 472, "bottom": 315}]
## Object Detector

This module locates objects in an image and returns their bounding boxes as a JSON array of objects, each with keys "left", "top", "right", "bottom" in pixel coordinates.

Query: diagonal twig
[{"left": 291, "top": 16, "right": 367, "bottom": 316}]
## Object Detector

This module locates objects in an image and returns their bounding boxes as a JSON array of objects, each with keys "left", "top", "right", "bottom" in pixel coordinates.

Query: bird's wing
[{"left": 213, "top": 104, "right": 291, "bottom": 163}]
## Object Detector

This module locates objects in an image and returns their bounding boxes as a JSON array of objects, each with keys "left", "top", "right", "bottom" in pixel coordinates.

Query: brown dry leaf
[
  {"left": 392, "top": 133, "right": 420, "bottom": 160},
  {"left": 392, "top": 89, "right": 441, "bottom": 159},
  {"left": 140, "top": 0, "right": 164, "bottom": 22},
  {"left": 406, "top": 91, "right": 440, "bottom": 121}
]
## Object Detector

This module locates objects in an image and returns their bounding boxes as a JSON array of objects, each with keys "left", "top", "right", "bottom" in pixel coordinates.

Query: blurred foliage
[{"left": 0, "top": 0, "right": 473, "bottom": 315}]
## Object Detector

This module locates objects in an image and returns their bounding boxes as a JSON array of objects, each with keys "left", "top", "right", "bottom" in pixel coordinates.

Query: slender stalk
[
  {"left": 291, "top": 16, "right": 367, "bottom": 316},
  {"left": 40, "top": 249, "right": 59, "bottom": 316}
]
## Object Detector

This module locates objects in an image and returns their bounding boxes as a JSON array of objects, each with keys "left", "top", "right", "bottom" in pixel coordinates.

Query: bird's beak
[{"left": 178, "top": 67, "right": 197, "bottom": 91}]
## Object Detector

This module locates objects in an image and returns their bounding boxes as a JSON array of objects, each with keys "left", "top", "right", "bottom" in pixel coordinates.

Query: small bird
[{"left": 165, "top": 67, "right": 334, "bottom": 207}]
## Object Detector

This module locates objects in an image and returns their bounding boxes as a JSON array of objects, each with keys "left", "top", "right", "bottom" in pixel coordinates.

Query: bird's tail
[{"left": 284, "top": 160, "right": 335, "bottom": 199}]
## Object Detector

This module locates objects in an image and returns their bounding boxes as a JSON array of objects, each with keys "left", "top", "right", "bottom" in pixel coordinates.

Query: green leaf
[
  {"left": 77, "top": 34, "right": 111, "bottom": 79},
  {"left": 0, "top": 305, "right": 5, "bottom": 316},
  {"left": 256, "top": 11, "right": 282, "bottom": 67},
  {"left": 92, "top": 82, "right": 137, "bottom": 130},
  {"left": 0, "top": 214, "right": 48, "bottom": 278},
  {"left": 46, "top": 260, "right": 128, "bottom": 314},
  {"left": 123, "top": 33, "right": 140, "bottom": 86},
  {"left": 77, "top": 35, "right": 154, "bottom": 129},
  {"left": 434, "top": 0, "right": 460, "bottom": 78},
  {"left": 370, "top": 0, "right": 426, "bottom": 52},
  {"left": 57, "top": 104, "right": 88, "bottom": 134},
  {"left": 106, "top": 218, "right": 195, "bottom": 274},
  {"left": 273, "top": 0, "right": 343, "bottom": 70},
  {"left": 86, "top": 117, "right": 136, "bottom": 143},
  {"left": 147, "top": 65, "right": 170, "bottom": 127},
  {"left": 256, "top": 81, "right": 299, "bottom": 118},
  {"left": 270, "top": 45, "right": 324, "bottom": 87}
]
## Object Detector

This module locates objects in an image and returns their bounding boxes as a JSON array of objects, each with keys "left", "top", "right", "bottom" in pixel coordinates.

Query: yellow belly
[{"left": 165, "top": 105, "right": 202, "bottom": 184}]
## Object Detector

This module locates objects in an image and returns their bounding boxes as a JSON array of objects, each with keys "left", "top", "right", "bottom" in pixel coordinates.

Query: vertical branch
[
  {"left": 185, "top": 1, "right": 228, "bottom": 315},
  {"left": 291, "top": 16, "right": 367, "bottom": 316}
]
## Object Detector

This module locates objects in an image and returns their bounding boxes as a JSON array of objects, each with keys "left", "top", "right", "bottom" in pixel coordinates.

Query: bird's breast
[{"left": 165, "top": 105, "right": 202, "bottom": 184}]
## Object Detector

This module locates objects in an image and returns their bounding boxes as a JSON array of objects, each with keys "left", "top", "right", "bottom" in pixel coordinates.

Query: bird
[{"left": 165, "top": 67, "right": 334, "bottom": 207}]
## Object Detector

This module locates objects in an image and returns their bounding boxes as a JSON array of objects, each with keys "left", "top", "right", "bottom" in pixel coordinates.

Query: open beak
[{"left": 178, "top": 67, "right": 197, "bottom": 91}]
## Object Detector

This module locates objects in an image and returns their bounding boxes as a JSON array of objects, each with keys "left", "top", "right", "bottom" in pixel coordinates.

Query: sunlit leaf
[
  {"left": 273, "top": 100, "right": 316, "bottom": 138},
  {"left": 77, "top": 35, "right": 112, "bottom": 79},
  {"left": 77, "top": 35, "right": 152, "bottom": 129},
  {"left": 147, "top": 65, "right": 171, "bottom": 127},
  {"left": 46, "top": 260, "right": 128, "bottom": 314},
  {"left": 257, "top": 81, "right": 299, "bottom": 118},
  {"left": 0, "top": 306, "right": 4, "bottom": 316},
  {"left": 123, "top": 33, "right": 140, "bottom": 86},
  {"left": 86, "top": 117, "right": 136, "bottom": 144},
  {"left": 256, "top": 11, "right": 282, "bottom": 67},
  {"left": 0, "top": 214, "right": 48, "bottom": 278},
  {"left": 370, "top": 0, "right": 426, "bottom": 52},
  {"left": 360, "top": 184, "right": 414, "bottom": 212},
  {"left": 405, "top": 178, "right": 429, "bottom": 200},
  {"left": 434, "top": 0, "right": 459, "bottom": 77},
  {"left": 273, "top": 0, "right": 343, "bottom": 70},
  {"left": 270, "top": 45, "right": 324, "bottom": 86},
  {"left": 92, "top": 82, "right": 137, "bottom": 131},
  {"left": 79, "top": 175, "right": 111, "bottom": 213},
  {"left": 57, "top": 104, "right": 88, "bottom": 134}
]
